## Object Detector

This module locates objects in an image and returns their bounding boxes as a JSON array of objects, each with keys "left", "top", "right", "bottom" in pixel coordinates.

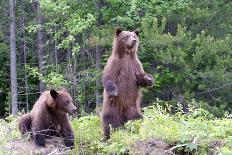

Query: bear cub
[
  {"left": 19, "top": 89, "right": 77, "bottom": 148},
  {"left": 101, "top": 27, "right": 154, "bottom": 139}
]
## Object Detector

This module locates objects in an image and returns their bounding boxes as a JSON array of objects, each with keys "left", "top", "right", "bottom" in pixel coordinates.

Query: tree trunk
[
  {"left": 95, "top": 45, "right": 102, "bottom": 105},
  {"left": 19, "top": 0, "right": 29, "bottom": 112},
  {"left": 66, "top": 40, "right": 79, "bottom": 114},
  {"left": 94, "top": 0, "right": 104, "bottom": 115},
  {"left": 72, "top": 54, "right": 78, "bottom": 112},
  {"left": 37, "top": 0, "right": 45, "bottom": 92},
  {"left": 55, "top": 25, "right": 58, "bottom": 71},
  {"left": 9, "top": 0, "right": 18, "bottom": 115}
]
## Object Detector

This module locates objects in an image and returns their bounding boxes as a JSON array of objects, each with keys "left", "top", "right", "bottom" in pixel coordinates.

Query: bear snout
[
  {"left": 132, "top": 39, "right": 136, "bottom": 44},
  {"left": 129, "top": 39, "right": 137, "bottom": 48},
  {"left": 72, "top": 107, "right": 77, "bottom": 113},
  {"left": 69, "top": 105, "right": 77, "bottom": 114}
]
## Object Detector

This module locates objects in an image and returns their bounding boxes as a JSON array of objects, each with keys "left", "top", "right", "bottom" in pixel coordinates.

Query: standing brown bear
[
  {"left": 102, "top": 28, "right": 154, "bottom": 139},
  {"left": 18, "top": 89, "right": 77, "bottom": 148}
]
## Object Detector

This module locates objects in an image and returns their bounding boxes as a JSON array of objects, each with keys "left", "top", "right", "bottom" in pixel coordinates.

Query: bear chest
[{"left": 117, "top": 58, "right": 137, "bottom": 81}]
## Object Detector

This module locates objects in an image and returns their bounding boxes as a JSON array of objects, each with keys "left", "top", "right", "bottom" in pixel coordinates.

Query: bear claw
[
  {"left": 144, "top": 74, "right": 154, "bottom": 85},
  {"left": 108, "top": 90, "right": 118, "bottom": 97}
]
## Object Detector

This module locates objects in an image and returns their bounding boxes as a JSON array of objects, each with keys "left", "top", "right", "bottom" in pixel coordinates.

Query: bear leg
[
  {"left": 136, "top": 73, "right": 154, "bottom": 87},
  {"left": 102, "top": 105, "right": 121, "bottom": 140},
  {"left": 34, "top": 132, "right": 46, "bottom": 147},
  {"left": 61, "top": 122, "right": 75, "bottom": 148},
  {"left": 125, "top": 105, "right": 143, "bottom": 122},
  {"left": 19, "top": 113, "right": 32, "bottom": 136}
]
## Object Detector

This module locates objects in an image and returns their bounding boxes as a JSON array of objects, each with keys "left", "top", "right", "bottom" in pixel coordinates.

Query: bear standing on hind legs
[{"left": 102, "top": 27, "right": 154, "bottom": 139}]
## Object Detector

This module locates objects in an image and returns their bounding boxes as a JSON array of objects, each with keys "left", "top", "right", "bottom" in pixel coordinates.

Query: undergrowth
[{"left": 0, "top": 104, "right": 232, "bottom": 154}]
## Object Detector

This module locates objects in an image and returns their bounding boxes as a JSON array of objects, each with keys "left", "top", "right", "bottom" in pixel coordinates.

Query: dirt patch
[
  {"left": 131, "top": 139, "right": 174, "bottom": 155},
  {"left": 3, "top": 137, "right": 72, "bottom": 155},
  {"left": 208, "top": 140, "right": 224, "bottom": 155}
]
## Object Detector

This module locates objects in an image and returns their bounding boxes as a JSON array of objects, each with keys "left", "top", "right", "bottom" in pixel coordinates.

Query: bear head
[
  {"left": 114, "top": 27, "right": 139, "bottom": 54},
  {"left": 50, "top": 89, "right": 77, "bottom": 114}
]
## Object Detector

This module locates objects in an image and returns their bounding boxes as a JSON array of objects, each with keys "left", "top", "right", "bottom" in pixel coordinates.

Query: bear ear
[
  {"left": 50, "top": 89, "right": 58, "bottom": 98},
  {"left": 134, "top": 29, "right": 139, "bottom": 36},
  {"left": 115, "top": 27, "right": 122, "bottom": 36}
]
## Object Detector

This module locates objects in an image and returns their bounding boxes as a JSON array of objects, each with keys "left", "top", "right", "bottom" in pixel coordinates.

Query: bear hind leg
[
  {"left": 125, "top": 106, "right": 143, "bottom": 122},
  {"left": 19, "top": 113, "right": 32, "bottom": 136},
  {"left": 102, "top": 105, "right": 121, "bottom": 140}
]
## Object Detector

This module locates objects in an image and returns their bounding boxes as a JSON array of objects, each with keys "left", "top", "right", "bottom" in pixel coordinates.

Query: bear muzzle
[
  {"left": 128, "top": 39, "right": 137, "bottom": 49},
  {"left": 67, "top": 104, "right": 77, "bottom": 115},
  {"left": 72, "top": 107, "right": 78, "bottom": 113},
  {"left": 71, "top": 106, "right": 77, "bottom": 114}
]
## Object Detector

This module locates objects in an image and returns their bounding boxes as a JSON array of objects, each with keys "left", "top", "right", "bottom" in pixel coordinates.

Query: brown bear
[
  {"left": 18, "top": 89, "right": 77, "bottom": 148},
  {"left": 101, "top": 27, "right": 154, "bottom": 139}
]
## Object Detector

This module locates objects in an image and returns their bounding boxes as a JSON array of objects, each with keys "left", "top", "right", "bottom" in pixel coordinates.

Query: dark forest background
[{"left": 1, "top": 0, "right": 232, "bottom": 117}]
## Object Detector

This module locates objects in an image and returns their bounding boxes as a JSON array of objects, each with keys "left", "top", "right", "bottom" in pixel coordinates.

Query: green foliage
[
  {"left": 26, "top": 65, "right": 70, "bottom": 89},
  {"left": 71, "top": 115, "right": 102, "bottom": 154},
  {"left": 40, "top": 0, "right": 96, "bottom": 51},
  {"left": 140, "top": 17, "right": 232, "bottom": 116},
  {"left": 69, "top": 104, "right": 232, "bottom": 154},
  {"left": 0, "top": 116, "right": 21, "bottom": 153},
  {"left": 103, "top": 0, "right": 190, "bottom": 28},
  {"left": 44, "top": 72, "right": 70, "bottom": 88},
  {"left": 1, "top": 105, "right": 232, "bottom": 154}
]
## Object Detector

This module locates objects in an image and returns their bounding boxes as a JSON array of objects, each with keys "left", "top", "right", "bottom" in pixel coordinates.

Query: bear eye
[{"left": 126, "top": 35, "right": 129, "bottom": 38}]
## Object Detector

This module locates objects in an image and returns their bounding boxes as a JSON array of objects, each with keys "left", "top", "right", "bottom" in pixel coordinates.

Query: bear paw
[
  {"left": 144, "top": 74, "right": 154, "bottom": 86},
  {"left": 105, "top": 80, "right": 119, "bottom": 97},
  {"left": 108, "top": 88, "right": 119, "bottom": 97},
  {"left": 106, "top": 85, "right": 118, "bottom": 97}
]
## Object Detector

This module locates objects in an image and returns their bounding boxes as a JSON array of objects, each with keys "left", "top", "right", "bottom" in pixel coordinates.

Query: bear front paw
[
  {"left": 64, "top": 140, "right": 75, "bottom": 148},
  {"left": 104, "top": 80, "right": 119, "bottom": 97},
  {"left": 144, "top": 74, "right": 154, "bottom": 86},
  {"left": 107, "top": 87, "right": 119, "bottom": 97}
]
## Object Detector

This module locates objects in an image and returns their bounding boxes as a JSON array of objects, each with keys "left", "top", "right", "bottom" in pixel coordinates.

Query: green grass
[
  {"left": 0, "top": 104, "right": 232, "bottom": 154},
  {"left": 71, "top": 104, "right": 232, "bottom": 154}
]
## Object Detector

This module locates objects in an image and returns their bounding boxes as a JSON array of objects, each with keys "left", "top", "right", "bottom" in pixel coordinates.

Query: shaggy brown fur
[
  {"left": 18, "top": 89, "right": 77, "bottom": 148},
  {"left": 102, "top": 28, "right": 154, "bottom": 139}
]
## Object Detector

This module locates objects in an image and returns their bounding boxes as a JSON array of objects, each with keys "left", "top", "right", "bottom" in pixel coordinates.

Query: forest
[{"left": 0, "top": 0, "right": 232, "bottom": 154}]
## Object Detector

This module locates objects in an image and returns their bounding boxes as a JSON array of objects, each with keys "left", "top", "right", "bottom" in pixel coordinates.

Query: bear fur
[
  {"left": 101, "top": 28, "right": 154, "bottom": 139},
  {"left": 18, "top": 89, "right": 77, "bottom": 148}
]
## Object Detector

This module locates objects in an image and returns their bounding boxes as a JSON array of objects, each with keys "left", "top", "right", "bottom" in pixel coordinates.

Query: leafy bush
[
  {"left": 1, "top": 104, "right": 232, "bottom": 154},
  {"left": 0, "top": 115, "right": 21, "bottom": 154},
  {"left": 140, "top": 17, "right": 232, "bottom": 116},
  {"left": 25, "top": 65, "right": 70, "bottom": 89},
  {"left": 70, "top": 104, "right": 232, "bottom": 154}
]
